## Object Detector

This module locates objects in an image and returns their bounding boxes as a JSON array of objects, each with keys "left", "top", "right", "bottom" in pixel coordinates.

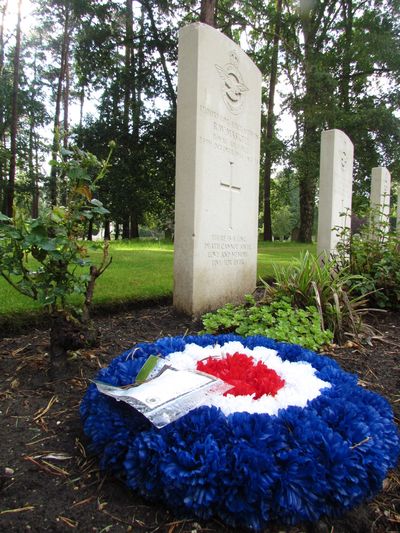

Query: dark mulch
[{"left": 0, "top": 306, "right": 399, "bottom": 532}]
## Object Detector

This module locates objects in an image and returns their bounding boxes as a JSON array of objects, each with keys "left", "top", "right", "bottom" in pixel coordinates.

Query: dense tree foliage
[{"left": 0, "top": 0, "right": 399, "bottom": 241}]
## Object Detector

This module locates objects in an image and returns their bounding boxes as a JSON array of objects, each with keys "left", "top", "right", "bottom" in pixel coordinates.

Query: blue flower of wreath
[{"left": 80, "top": 335, "right": 399, "bottom": 531}]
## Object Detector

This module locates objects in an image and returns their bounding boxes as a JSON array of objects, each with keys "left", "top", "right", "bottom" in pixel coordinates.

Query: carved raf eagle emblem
[{"left": 215, "top": 51, "right": 248, "bottom": 114}]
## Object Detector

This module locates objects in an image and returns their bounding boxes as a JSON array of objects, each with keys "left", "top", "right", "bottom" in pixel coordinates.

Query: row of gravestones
[
  {"left": 317, "top": 128, "right": 398, "bottom": 259},
  {"left": 172, "top": 23, "right": 399, "bottom": 317}
]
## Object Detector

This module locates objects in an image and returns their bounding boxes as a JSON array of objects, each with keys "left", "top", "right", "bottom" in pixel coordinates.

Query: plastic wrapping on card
[{"left": 94, "top": 366, "right": 231, "bottom": 428}]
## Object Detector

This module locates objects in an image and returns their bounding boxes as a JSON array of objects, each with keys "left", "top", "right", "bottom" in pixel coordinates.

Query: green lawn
[{"left": 0, "top": 239, "right": 315, "bottom": 318}]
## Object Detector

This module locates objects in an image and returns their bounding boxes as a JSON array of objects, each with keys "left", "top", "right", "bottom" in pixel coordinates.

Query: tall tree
[
  {"left": 0, "top": 0, "right": 8, "bottom": 211},
  {"left": 143, "top": 0, "right": 177, "bottom": 111},
  {"left": 48, "top": 1, "right": 72, "bottom": 206},
  {"left": 263, "top": 0, "right": 282, "bottom": 241}
]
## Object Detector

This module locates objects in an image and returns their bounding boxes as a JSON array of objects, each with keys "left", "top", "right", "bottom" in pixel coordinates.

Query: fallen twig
[
  {"left": 0, "top": 505, "right": 34, "bottom": 515},
  {"left": 33, "top": 395, "right": 58, "bottom": 421},
  {"left": 24, "top": 455, "right": 68, "bottom": 477},
  {"left": 370, "top": 336, "right": 400, "bottom": 348},
  {"left": 58, "top": 515, "right": 78, "bottom": 528}
]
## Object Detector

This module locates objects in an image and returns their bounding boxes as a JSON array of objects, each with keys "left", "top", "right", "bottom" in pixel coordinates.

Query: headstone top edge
[
  {"left": 178, "top": 22, "right": 261, "bottom": 78},
  {"left": 371, "top": 166, "right": 390, "bottom": 173},
  {"left": 321, "top": 128, "right": 352, "bottom": 142},
  {"left": 321, "top": 129, "right": 354, "bottom": 157}
]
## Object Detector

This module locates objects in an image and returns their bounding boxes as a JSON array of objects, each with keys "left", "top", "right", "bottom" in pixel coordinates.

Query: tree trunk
[
  {"left": 132, "top": 5, "right": 144, "bottom": 144},
  {"left": 63, "top": 30, "right": 70, "bottom": 146},
  {"left": 87, "top": 219, "right": 93, "bottom": 240},
  {"left": 0, "top": 0, "right": 8, "bottom": 212},
  {"left": 0, "top": 1, "right": 7, "bottom": 77},
  {"left": 49, "top": 311, "right": 98, "bottom": 376},
  {"left": 5, "top": 0, "right": 22, "bottom": 217},
  {"left": 104, "top": 219, "right": 111, "bottom": 240},
  {"left": 200, "top": 0, "right": 218, "bottom": 26},
  {"left": 123, "top": 0, "right": 133, "bottom": 136},
  {"left": 60, "top": 24, "right": 71, "bottom": 206},
  {"left": 295, "top": 0, "right": 338, "bottom": 242},
  {"left": 48, "top": 243, "right": 112, "bottom": 374},
  {"left": 340, "top": 0, "right": 353, "bottom": 112},
  {"left": 79, "top": 86, "right": 84, "bottom": 129},
  {"left": 49, "top": 5, "right": 70, "bottom": 206},
  {"left": 28, "top": 112, "right": 35, "bottom": 216},
  {"left": 143, "top": 1, "right": 177, "bottom": 111},
  {"left": 30, "top": 52, "right": 39, "bottom": 218},
  {"left": 297, "top": 1, "right": 319, "bottom": 243},
  {"left": 263, "top": 0, "right": 282, "bottom": 241},
  {"left": 129, "top": 210, "right": 139, "bottom": 238},
  {"left": 122, "top": 218, "right": 130, "bottom": 239}
]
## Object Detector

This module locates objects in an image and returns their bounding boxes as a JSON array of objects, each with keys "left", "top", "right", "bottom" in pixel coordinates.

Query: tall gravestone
[
  {"left": 317, "top": 129, "right": 354, "bottom": 258},
  {"left": 370, "top": 167, "right": 391, "bottom": 232},
  {"left": 397, "top": 186, "right": 400, "bottom": 233},
  {"left": 173, "top": 23, "right": 262, "bottom": 316}
]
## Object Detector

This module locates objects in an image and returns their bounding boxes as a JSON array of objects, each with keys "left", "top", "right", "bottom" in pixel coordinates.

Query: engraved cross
[{"left": 220, "top": 161, "right": 241, "bottom": 230}]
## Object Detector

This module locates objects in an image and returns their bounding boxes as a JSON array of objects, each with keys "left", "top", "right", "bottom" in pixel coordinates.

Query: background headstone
[
  {"left": 173, "top": 23, "right": 262, "bottom": 316},
  {"left": 370, "top": 167, "right": 391, "bottom": 233},
  {"left": 317, "top": 129, "right": 354, "bottom": 258},
  {"left": 397, "top": 186, "right": 400, "bottom": 233}
]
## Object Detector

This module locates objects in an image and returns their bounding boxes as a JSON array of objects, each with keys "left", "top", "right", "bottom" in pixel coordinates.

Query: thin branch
[{"left": 1, "top": 272, "right": 36, "bottom": 300}]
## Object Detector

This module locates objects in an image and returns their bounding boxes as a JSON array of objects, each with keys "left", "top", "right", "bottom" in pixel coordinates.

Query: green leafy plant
[
  {"left": 0, "top": 142, "right": 115, "bottom": 371},
  {"left": 202, "top": 295, "right": 333, "bottom": 351},
  {"left": 336, "top": 210, "right": 400, "bottom": 310},
  {"left": 260, "top": 251, "right": 369, "bottom": 344}
]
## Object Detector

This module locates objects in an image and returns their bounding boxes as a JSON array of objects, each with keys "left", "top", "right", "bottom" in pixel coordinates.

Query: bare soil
[{"left": 0, "top": 305, "right": 399, "bottom": 532}]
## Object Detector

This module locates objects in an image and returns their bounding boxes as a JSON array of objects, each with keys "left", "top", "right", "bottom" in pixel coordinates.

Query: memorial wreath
[{"left": 81, "top": 334, "right": 399, "bottom": 530}]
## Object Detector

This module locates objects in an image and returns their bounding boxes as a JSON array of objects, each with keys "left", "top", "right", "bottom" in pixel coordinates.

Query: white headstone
[
  {"left": 173, "top": 23, "right": 262, "bottom": 316},
  {"left": 317, "top": 129, "right": 354, "bottom": 258},
  {"left": 397, "top": 186, "right": 400, "bottom": 233},
  {"left": 370, "top": 167, "right": 391, "bottom": 232}
]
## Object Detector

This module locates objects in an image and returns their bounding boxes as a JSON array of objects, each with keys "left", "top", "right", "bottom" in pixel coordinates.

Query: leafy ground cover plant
[
  {"left": 0, "top": 143, "right": 114, "bottom": 372},
  {"left": 202, "top": 295, "right": 333, "bottom": 351}
]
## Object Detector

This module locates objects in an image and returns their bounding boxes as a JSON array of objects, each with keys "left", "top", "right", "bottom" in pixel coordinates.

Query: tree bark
[
  {"left": 0, "top": 0, "right": 8, "bottom": 212},
  {"left": 340, "top": 0, "right": 353, "bottom": 112},
  {"left": 104, "top": 219, "right": 111, "bottom": 240},
  {"left": 123, "top": 0, "right": 133, "bottom": 136},
  {"left": 297, "top": 1, "right": 319, "bottom": 242},
  {"left": 87, "top": 219, "right": 93, "bottom": 240},
  {"left": 263, "top": 0, "right": 282, "bottom": 241},
  {"left": 200, "top": 0, "right": 218, "bottom": 27},
  {"left": 122, "top": 217, "right": 130, "bottom": 239},
  {"left": 5, "top": 0, "right": 22, "bottom": 217},
  {"left": 60, "top": 24, "right": 71, "bottom": 206},
  {"left": 143, "top": 1, "right": 176, "bottom": 111},
  {"left": 32, "top": 132, "right": 40, "bottom": 218},
  {"left": 79, "top": 86, "right": 84, "bottom": 129},
  {"left": 132, "top": 5, "right": 144, "bottom": 144},
  {"left": 49, "top": 311, "right": 98, "bottom": 376},
  {"left": 129, "top": 210, "right": 139, "bottom": 238},
  {"left": 49, "top": 5, "right": 70, "bottom": 206}
]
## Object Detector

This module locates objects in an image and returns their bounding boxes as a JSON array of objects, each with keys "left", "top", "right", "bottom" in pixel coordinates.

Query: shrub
[{"left": 0, "top": 143, "right": 114, "bottom": 371}]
